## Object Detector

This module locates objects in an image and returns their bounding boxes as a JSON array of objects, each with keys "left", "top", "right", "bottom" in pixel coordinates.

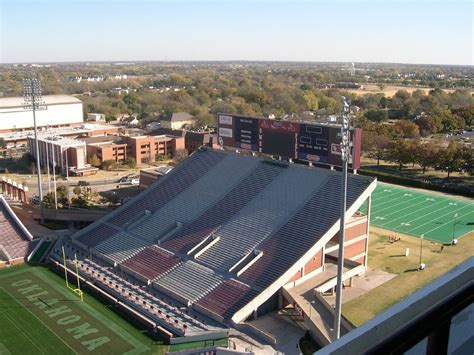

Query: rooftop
[
  {"left": 0, "top": 95, "right": 81, "bottom": 109},
  {"left": 162, "top": 112, "right": 195, "bottom": 122},
  {"left": 33, "top": 134, "right": 86, "bottom": 148},
  {"left": 0, "top": 124, "right": 118, "bottom": 142}
]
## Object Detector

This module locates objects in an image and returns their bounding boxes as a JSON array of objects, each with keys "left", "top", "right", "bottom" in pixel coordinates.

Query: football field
[
  {"left": 0, "top": 265, "right": 165, "bottom": 355},
  {"left": 368, "top": 183, "right": 474, "bottom": 244}
]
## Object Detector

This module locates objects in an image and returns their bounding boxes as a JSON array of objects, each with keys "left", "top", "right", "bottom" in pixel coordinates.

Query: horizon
[
  {"left": 2, "top": 59, "right": 473, "bottom": 68},
  {"left": 1, "top": 0, "right": 472, "bottom": 66}
]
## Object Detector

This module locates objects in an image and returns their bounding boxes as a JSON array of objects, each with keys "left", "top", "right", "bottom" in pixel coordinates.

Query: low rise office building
[
  {"left": 27, "top": 134, "right": 98, "bottom": 176},
  {"left": 84, "top": 134, "right": 185, "bottom": 165}
]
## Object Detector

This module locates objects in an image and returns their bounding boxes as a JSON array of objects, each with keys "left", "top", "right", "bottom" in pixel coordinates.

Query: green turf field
[
  {"left": 368, "top": 183, "right": 474, "bottom": 244},
  {"left": 0, "top": 265, "right": 167, "bottom": 354}
]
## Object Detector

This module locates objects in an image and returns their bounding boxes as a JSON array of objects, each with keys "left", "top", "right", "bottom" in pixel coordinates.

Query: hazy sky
[{"left": 1, "top": 0, "right": 472, "bottom": 65}]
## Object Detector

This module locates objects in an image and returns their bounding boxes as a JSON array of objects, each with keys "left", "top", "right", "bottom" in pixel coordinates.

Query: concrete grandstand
[
  {"left": 53, "top": 147, "right": 376, "bottom": 343},
  {"left": 0, "top": 195, "right": 38, "bottom": 267}
]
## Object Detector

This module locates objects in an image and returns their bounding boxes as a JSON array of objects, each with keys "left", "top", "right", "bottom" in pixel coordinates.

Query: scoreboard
[{"left": 218, "top": 113, "right": 361, "bottom": 169}]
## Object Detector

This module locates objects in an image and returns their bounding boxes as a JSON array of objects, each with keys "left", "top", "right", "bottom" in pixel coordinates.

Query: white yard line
[
  {"left": 407, "top": 204, "right": 473, "bottom": 233},
  {"left": 376, "top": 198, "right": 448, "bottom": 227}
]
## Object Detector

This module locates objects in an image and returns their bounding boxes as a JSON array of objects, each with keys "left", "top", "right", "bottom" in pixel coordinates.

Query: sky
[{"left": 0, "top": 0, "right": 472, "bottom": 65}]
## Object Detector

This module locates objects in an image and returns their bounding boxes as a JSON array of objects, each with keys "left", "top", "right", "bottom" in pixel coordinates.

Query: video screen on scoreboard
[{"left": 261, "top": 131, "right": 296, "bottom": 158}]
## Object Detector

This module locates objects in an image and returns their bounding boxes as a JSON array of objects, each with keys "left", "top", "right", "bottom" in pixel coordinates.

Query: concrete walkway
[
  {"left": 8, "top": 200, "right": 68, "bottom": 239},
  {"left": 283, "top": 264, "right": 397, "bottom": 345},
  {"left": 323, "top": 267, "right": 396, "bottom": 307},
  {"left": 246, "top": 311, "right": 306, "bottom": 355}
]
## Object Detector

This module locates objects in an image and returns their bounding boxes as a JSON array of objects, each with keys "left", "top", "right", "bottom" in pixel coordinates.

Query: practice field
[
  {"left": 0, "top": 265, "right": 166, "bottom": 355},
  {"left": 368, "top": 183, "right": 474, "bottom": 244}
]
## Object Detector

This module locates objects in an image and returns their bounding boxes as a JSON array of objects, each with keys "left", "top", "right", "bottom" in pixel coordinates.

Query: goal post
[{"left": 61, "top": 246, "right": 83, "bottom": 301}]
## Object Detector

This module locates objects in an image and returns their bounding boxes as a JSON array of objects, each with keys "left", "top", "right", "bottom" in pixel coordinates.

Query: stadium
[{"left": 49, "top": 147, "right": 376, "bottom": 344}]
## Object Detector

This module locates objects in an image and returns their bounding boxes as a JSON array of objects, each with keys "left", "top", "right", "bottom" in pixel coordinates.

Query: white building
[
  {"left": 87, "top": 113, "right": 106, "bottom": 122},
  {"left": 27, "top": 134, "right": 97, "bottom": 176},
  {"left": 0, "top": 95, "right": 84, "bottom": 132}
]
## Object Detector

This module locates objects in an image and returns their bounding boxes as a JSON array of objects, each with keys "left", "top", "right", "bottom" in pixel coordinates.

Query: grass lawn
[
  {"left": 0, "top": 264, "right": 168, "bottom": 354},
  {"left": 342, "top": 226, "right": 474, "bottom": 326}
]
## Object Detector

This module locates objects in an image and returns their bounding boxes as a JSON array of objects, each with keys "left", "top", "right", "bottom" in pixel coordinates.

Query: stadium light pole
[
  {"left": 23, "top": 78, "right": 46, "bottom": 224},
  {"left": 333, "top": 96, "right": 351, "bottom": 341}
]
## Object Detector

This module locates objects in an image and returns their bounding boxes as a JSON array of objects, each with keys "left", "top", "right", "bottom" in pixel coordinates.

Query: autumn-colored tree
[
  {"left": 87, "top": 154, "right": 101, "bottom": 167},
  {"left": 415, "top": 142, "right": 439, "bottom": 174},
  {"left": 388, "top": 140, "right": 413, "bottom": 171},
  {"left": 172, "top": 149, "right": 189, "bottom": 165},
  {"left": 439, "top": 141, "right": 465, "bottom": 178},
  {"left": 415, "top": 116, "right": 440, "bottom": 136},
  {"left": 369, "top": 135, "right": 392, "bottom": 166},
  {"left": 394, "top": 120, "right": 420, "bottom": 139}
]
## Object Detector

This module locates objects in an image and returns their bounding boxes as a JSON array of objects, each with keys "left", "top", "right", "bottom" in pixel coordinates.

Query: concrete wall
[{"left": 304, "top": 249, "right": 323, "bottom": 274}]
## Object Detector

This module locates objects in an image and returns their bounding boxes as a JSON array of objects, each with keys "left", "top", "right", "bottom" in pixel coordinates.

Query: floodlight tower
[
  {"left": 333, "top": 96, "right": 351, "bottom": 341},
  {"left": 23, "top": 78, "right": 46, "bottom": 224}
]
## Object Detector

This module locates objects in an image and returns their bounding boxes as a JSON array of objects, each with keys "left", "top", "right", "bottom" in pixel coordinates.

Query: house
[
  {"left": 87, "top": 113, "right": 106, "bottom": 123},
  {"left": 110, "top": 87, "right": 130, "bottom": 95},
  {"left": 161, "top": 112, "right": 195, "bottom": 130},
  {"left": 122, "top": 114, "right": 139, "bottom": 127}
]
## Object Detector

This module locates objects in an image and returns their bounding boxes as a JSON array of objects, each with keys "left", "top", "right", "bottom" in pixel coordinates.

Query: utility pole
[
  {"left": 333, "top": 96, "right": 351, "bottom": 341},
  {"left": 419, "top": 234, "right": 424, "bottom": 269},
  {"left": 23, "top": 78, "right": 46, "bottom": 224},
  {"left": 452, "top": 213, "right": 458, "bottom": 244}
]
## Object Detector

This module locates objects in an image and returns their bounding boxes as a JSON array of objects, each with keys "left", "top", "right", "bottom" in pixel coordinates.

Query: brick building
[
  {"left": 84, "top": 134, "right": 185, "bottom": 165},
  {"left": 149, "top": 128, "right": 218, "bottom": 154}
]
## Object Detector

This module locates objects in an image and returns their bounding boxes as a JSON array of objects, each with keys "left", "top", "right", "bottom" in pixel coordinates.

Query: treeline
[
  {"left": 355, "top": 89, "right": 473, "bottom": 133},
  {"left": 1, "top": 63, "right": 472, "bottom": 130},
  {"left": 366, "top": 138, "right": 471, "bottom": 177}
]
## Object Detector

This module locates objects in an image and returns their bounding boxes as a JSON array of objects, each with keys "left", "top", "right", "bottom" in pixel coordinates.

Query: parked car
[
  {"left": 78, "top": 180, "right": 90, "bottom": 186},
  {"left": 130, "top": 178, "right": 140, "bottom": 185}
]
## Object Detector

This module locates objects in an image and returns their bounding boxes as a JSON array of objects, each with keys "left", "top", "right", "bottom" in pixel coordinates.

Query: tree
[
  {"left": 366, "top": 109, "right": 389, "bottom": 122},
  {"left": 101, "top": 159, "right": 118, "bottom": 171},
  {"left": 394, "top": 120, "right": 420, "bottom": 139},
  {"left": 56, "top": 185, "right": 68, "bottom": 200},
  {"left": 42, "top": 193, "right": 55, "bottom": 208},
  {"left": 416, "top": 116, "right": 440, "bottom": 136},
  {"left": 452, "top": 105, "right": 474, "bottom": 127},
  {"left": 368, "top": 135, "right": 391, "bottom": 166},
  {"left": 0, "top": 138, "right": 6, "bottom": 149},
  {"left": 173, "top": 149, "right": 189, "bottom": 165},
  {"left": 71, "top": 196, "right": 88, "bottom": 209},
  {"left": 439, "top": 141, "right": 465, "bottom": 178},
  {"left": 302, "top": 91, "right": 319, "bottom": 111},
  {"left": 415, "top": 142, "right": 438, "bottom": 174},
  {"left": 87, "top": 154, "right": 101, "bottom": 167},
  {"left": 73, "top": 186, "right": 82, "bottom": 195},
  {"left": 388, "top": 140, "right": 413, "bottom": 171},
  {"left": 124, "top": 157, "right": 136, "bottom": 168}
]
